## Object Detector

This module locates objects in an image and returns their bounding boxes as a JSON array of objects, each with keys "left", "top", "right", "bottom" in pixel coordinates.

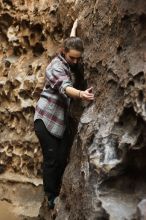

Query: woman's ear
[
  {"left": 57, "top": 47, "right": 64, "bottom": 55},
  {"left": 61, "top": 48, "right": 65, "bottom": 54}
]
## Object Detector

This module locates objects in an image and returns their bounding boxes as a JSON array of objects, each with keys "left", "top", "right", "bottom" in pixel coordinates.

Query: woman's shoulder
[{"left": 47, "top": 55, "right": 63, "bottom": 70}]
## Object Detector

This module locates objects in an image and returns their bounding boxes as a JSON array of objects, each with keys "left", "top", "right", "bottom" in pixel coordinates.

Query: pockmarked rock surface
[{"left": 0, "top": 0, "right": 146, "bottom": 220}]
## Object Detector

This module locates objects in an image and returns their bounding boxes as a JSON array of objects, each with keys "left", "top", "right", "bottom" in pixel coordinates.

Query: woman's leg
[{"left": 34, "top": 119, "right": 61, "bottom": 197}]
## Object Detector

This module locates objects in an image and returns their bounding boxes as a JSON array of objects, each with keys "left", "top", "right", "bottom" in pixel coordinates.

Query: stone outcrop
[
  {"left": 0, "top": 0, "right": 146, "bottom": 219},
  {"left": 55, "top": 1, "right": 146, "bottom": 219}
]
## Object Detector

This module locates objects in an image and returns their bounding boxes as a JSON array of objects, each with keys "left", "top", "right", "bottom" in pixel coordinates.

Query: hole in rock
[
  {"left": 138, "top": 90, "right": 144, "bottom": 102},
  {"left": 2, "top": 0, "right": 12, "bottom": 6},
  {"left": 19, "top": 90, "right": 33, "bottom": 99},
  {"left": 40, "top": 34, "right": 46, "bottom": 41},
  {"left": 134, "top": 71, "right": 145, "bottom": 84},
  {"left": 139, "top": 14, "right": 146, "bottom": 27},
  {"left": 115, "top": 107, "right": 135, "bottom": 126},
  {"left": 5, "top": 60, "right": 11, "bottom": 68},
  {"left": 0, "top": 31, "right": 8, "bottom": 42},
  {"left": 0, "top": 164, "right": 6, "bottom": 174},
  {"left": 35, "top": 65, "right": 42, "bottom": 72},
  {"left": 107, "top": 79, "right": 118, "bottom": 87},
  {"left": 23, "top": 36, "right": 30, "bottom": 46},
  {"left": 0, "top": 13, "right": 13, "bottom": 28},
  {"left": 30, "top": 33, "right": 35, "bottom": 39},
  {"left": 31, "top": 23, "right": 43, "bottom": 33},
  {"left": 32, "top": 43, "right": 45, "bottom": 56},
  {"left": 117, "top": 45, "right": 123, "bottom": 54},
  {"left": 124, "top": 147, "right": 146, "bottom": 178},
  {"left": 23, "top": 106, "right": 35, "bottom": 113},
  {"left": 13, "top": 46, "right": 23, "bottom": 56},
  {"left": 21, "top": 20, "right": 30, "bottom": 29},
  {"left": 52, "top": 25, "right": 63, "bottom": 41},
  {"left": 127, "top": 80, "right": 134, "bottom": 87}
]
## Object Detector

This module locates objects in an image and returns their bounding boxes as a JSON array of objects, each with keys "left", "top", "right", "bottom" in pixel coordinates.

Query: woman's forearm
[
  {"left": 65, "top": 86, "right": 80, "bottom": 98},
  {"left": 65, "top": 86, "right": 94, "bottom": 101}
]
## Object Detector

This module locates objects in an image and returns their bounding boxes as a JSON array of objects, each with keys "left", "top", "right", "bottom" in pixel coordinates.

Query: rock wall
[
  {"left": 0, "top": 0, "right": 146, "bottom": 219},
  {"left": 55, "top": 0, "right": 146, "bottom": 219},
  {"left": 0, "top": 0, "right": 63, "bottom": 177}
]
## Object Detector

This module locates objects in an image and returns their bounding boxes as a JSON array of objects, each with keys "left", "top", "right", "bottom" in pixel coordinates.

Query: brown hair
[{"left": 63, "top": 37, "right": 84, "bottom": 53}]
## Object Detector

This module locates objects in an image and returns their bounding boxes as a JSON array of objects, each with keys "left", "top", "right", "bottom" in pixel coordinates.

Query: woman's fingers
[
  {"left": 80, "top": 87, "right": 94, "bottom": 101},
  {"left": 86, "top": 87, "right": 93, "bottom": 93},
  {"left": 82, "top": 91, "right": 94, "bottom": 100}
]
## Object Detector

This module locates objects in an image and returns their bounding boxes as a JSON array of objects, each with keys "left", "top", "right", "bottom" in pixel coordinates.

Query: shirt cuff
[{"left": 60, "top": 81, "right": 73, "bottom": 98}]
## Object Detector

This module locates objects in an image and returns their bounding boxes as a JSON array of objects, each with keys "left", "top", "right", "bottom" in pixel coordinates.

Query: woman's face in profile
[{"left": 64, "top": 49, "right": 82, "bottom": 67}]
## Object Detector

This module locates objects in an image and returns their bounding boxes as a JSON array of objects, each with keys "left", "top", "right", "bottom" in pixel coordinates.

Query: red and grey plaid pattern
[{"left": 34, "top": 54, "right": 73, "bottom": 138}]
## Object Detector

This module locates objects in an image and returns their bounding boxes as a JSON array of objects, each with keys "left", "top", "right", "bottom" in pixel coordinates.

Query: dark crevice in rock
[
  {"left": 13, "top": 46, "right": 24, "bottom": 56},
  {"left": 23, "top": 36, "right": 30, "bottom": 47},
  {"left": 31, "top": 23, "right": 43, "bottom": 34},
  {"left": 21, "top": 19, "right": 30, "bottom": 28},
  {"left": 32, "top": 43, "right": 45, "bottom": 56},
  {"left": 138, "top": 90, "right": 144, "bottom": 102},
  {"left": 117, "top": 45, "right": 123, "bottom": 54},
  {"left": 0, "top": 13, "right": 13, "bottom": 28},
  {"left": 133, "top": 71, "right": 145, "bottom": 84},
  {"left": 2, "top": 0, "right": 13, "bottom": 6},
  {"left": 139, "top": 13, "right": 146, "bottom": 27}
]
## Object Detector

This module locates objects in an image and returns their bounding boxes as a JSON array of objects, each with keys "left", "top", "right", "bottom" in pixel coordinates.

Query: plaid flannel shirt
[{"left": 34, "top": 53, "right": 73, "bottom": 138}]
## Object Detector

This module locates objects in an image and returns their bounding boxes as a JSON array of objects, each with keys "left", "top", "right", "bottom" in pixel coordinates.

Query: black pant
[{"left": 34, "top": 119, "right": 70, "bottom": 196}]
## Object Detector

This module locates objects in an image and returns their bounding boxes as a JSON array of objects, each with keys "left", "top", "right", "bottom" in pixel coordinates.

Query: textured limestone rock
[
  {"left": 1, "top": 0, "right": 146, "bottom": 219},
  {"left": 0, "top": 0, "right": 62, "bottom": 178},
  {"left": 0, "top": 1, "right": 63, "bottom": 218},
  {"left": 54, "top": 0, "right": 146, "bottom": 220}
]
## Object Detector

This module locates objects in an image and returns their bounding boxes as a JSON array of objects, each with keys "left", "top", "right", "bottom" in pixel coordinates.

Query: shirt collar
[{"left": 57, "top": 53, "right": 70, "bottom": 68}]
